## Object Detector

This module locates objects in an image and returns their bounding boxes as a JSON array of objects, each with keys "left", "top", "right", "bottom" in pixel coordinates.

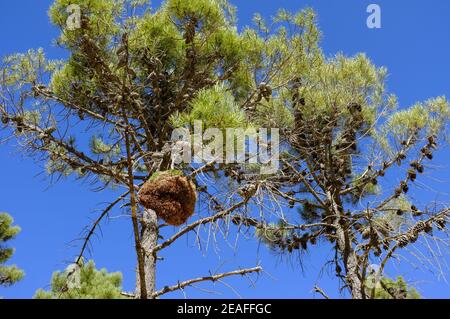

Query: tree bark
[
  {"left": 335, "top": 225, "right": 364, "bottom": 299},
  {"left": 135, "top": 208, "right": 159, "bottom": 298},
  {"left": 328, "top": 191, "right": 364, "bottom": 299}
]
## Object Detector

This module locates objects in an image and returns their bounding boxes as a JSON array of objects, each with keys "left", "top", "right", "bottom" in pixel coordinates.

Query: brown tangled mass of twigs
[{"left": 138, "top": 172, "right": 197, "bottom": 226}]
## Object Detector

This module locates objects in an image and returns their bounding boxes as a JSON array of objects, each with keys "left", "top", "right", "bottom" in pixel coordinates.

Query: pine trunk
[
  {"left": 335, "top": 224, "right": 364, "bottom": 299},
  {"left": 135, "top": 208, "right": 158, "bottom": 298},
  {"left": 328, "top": 191, "right": 364, "bottom": 299}
]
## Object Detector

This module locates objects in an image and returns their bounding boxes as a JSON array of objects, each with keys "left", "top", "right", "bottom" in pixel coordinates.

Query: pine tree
[
  {"left": 0, "top": 0, "right": 448, "bottom": 299},
  {"left": 0, "top": 0, "right": 263, "bottom": 299},
  {"left": 34, "top": 260, "right": 124, "bottom": 299},
  {"left": 372, "top": 276, "right": 420, "bottom": 299},
  {"left": 235, "top": 50, "right": 449, "bottom": 297},
  {"left": 0, "top": 213, "right": 24, "bottom": 286}
]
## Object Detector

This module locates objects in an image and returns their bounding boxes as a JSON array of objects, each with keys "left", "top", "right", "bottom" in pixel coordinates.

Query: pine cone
[
  {"left": 424, "top": 222, "right": 433, "bottom": 234},
  {"left": 408, "top": 232, "right": 418, "bottom": 243},
  {"left": 374, "top": 246, "right": 382, "bottom": 257},
  {"left": 398, "top": 151, "right": 406, "bottom": 160},
  {"left": 1, "top": 114, "right": 9, "bottom": 124},
  {"left": 417, "top": 164, "right": 424, "bottom": 173},
  {"left": 361, "top": 227, "right": 371, "bottom": 240},
  {"left": 400, "top": 181, "right": 409, "bottom": 193},
  {"left": 397, "top": 235, "right": 409, "bottom": 248},
  {"left": 413, "top": 221, "right": 426, "bottom": 233},
  {"left": 408, "top": 169, "right": 417, "bottom": 181},
  {"left": 435, "top": 218, "right": 446, "bottom": 230}
]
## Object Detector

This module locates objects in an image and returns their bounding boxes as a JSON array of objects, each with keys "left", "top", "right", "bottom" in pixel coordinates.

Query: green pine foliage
[
  {"left": 34, "top": 260, "right": 124, "bottom": 299},
  {"left": 170, "top": 84, "right": 247, "bottom": 130},
  {"left": 0, "top": 213, "right": 24, "bottom": 286},
  {"left": 371, "top": 276, "right": 421, "bottom": 299},
  {"left": 0, "top": 0, "right": 447, "bottom": 180}
]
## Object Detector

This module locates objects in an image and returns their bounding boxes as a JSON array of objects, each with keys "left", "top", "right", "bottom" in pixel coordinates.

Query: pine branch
[
  {"left": 32, "top": 86, "right": 132, "bottom": 132},
  {"left": 281, "top": 159, "right": 326, "bottom": 207},
  {"left": 75, "top": 189, "right": 132, "bottom": 265},
  {"left": 152, "top": 266, "right": 262, "bottom": 298},
  {"left": 231, "top": 214, "right": 330, "bottom": 231},
  {"left": 4, "top": 118, "right": 131, "bottom": 185},
  {"left": 313, "top": 285, "right": 330, "bottom": 299},
  {"left": 151, "top": 198, "right": 251, "bottom": 254},
  {"left": 121, "top": 90, "right": 148, "bottom": 298},
  {"left": 341, "top": 131, "right": 418, "bottom": 196}
]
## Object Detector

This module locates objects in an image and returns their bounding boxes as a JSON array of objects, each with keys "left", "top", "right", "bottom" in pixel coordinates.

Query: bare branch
[
  {"left": 152, "top": 198, "right": 251, "bottom": 254},
  {"left": 152, "top": 266, "right": 262, "bottom": 298},
  {"left": 313, "top": 285, "right": 330, "bottom": 299},
  {"left": 75, "top": 190, "right": 131, "bottom": 265}
]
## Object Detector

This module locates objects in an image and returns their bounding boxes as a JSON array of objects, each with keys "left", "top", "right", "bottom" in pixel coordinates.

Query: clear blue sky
[{"left": 0, "top": 0, "right": 449, "bottom": 298}]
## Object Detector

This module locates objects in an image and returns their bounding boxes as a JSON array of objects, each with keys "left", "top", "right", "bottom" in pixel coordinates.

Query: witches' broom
[{"left": 138, "top": 170, "right": 197, "bottom": 226}]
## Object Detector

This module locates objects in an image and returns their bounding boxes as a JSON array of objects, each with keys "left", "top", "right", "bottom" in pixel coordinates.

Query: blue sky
[{"left": 0, "top": 0, "right": 449, "bottom": 298}]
